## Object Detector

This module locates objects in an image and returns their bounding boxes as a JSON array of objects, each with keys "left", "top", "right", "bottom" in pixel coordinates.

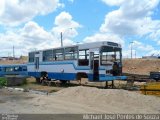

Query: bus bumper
[{"left": 99, "top": 75, "right": 127, "bottom": 81}]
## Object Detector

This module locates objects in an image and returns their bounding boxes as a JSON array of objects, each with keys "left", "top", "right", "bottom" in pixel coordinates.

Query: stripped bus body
[
  {"left": 0, "top": 64, "right": 28, "bottom": 77},
  {"left": 27, "top": 41, "right": 127, "bottom": 82}
]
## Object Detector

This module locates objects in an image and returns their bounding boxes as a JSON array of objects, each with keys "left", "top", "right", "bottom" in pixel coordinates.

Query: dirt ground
[
  {"left": 0, "top": 58, "right": 160, "bottom": 114},
  {"left": 0, "top": 58, "right": 27, "bottom": 65},
  {"left": 123, "top": 59, "right": 160, "bottom": 75},
  {"left": 0, "top": 86, "right": 160, "bottom": 114},
  {"left": 22, "top": 78, "right": 145, "bottom": 93}
]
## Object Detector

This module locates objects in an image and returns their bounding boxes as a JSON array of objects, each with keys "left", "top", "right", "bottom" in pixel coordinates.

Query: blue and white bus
[
  {"left": 0, "top": 64, "right": 28, "bottom": 77},
  {"left": 27, "top": 41, "right": 126, "bottom": 83}
]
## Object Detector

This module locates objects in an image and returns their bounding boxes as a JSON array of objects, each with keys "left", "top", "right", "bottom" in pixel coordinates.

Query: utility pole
[
  {"left": 60, "top": 28, "right": 73, "bottom": 47},
  {"left": 13, "top": 46, "right": 15, "bottom": 60},
  {"left": 130, "top": 42, "right": 133, "bottom": 59},
  {"left": 60, "top": 32, "right": 63, "bottom": 47},
  {"left": 8, "top": 52, "right": 9, "bottom": 60}
]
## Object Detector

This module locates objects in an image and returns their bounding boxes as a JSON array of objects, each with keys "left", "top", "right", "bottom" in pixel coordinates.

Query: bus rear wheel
[
  {"left": 36, "top": 78, "right": 41, "bottom": 83},
  {"left": 60, "top": 80, "right": 67, "bottom": 84}
]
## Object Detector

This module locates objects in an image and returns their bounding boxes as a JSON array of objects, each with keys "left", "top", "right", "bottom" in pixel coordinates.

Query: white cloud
[
  {"left": 20, "top": 20, "right": 77, "bottom": 53},
  {"left": 0, "top": 11, "right": 80, "bottom": 57},
  {"left": 83, "top": 0, "right": 160, "bottom": 49},
  {"left": 83, "top": 33, "right": 124, "bottom": 47},
  {"left": 100, "top": 0, "right": 160, "bottom": 38},
  {"left": 150, "top": 27, "right": 160, "bottom": 44},
  {"left": 132, "top": 40, "right": 154, "bottom": 52},
  {"left": 52, "top": 11, "right": 81, "bottom": 38},
  {"left": 147, "top": 50, "right": 160, "bottom": 56},
  {"left": 101, "top": 0, "right": 126, "bottom": 6},
  {"left": 0, "top": 21, "right": 75, "bottom": 57},
  {"left": 122, "top": 50, "right": 132, "bottom": 58},
  {"left": 20, "top": 21, "right": 53, "bottom": 45},
  {"left": 81, "top": 0, "right": 160, "bottom": 58},
  {"left": 68, "top": 0, "right": 74, "bottom": 3},
  {"left": 0, "top": 30, "right": 25, "bottom": 57},
  {"left": 123, "top": 40, "right": 160, "bottom": 57},
  {"left": 100, "top": 10, "right": 138, "bottom": 36},
  {"left": 122, "top": 41, "right": 156, "bottom": 58},
  {"left": 0, "top": 0, "right": 5, "bottom": 16},
  {"left": 0, "top": 0, "right": 63, "bottom": 26}
]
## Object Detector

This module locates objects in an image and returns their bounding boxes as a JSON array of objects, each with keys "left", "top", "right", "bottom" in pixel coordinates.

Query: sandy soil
[
  {"left": 123, "top": 59, "right": 160, "bottom": 75},
  {"left": 0, "top": 58, "right": 159, "bottom": 114},
  {"left": 0, "top": 86, "right": 160, "bottom": 114},
  {"left": 0, "top": 59, "right": 27, "bottom": 65}
]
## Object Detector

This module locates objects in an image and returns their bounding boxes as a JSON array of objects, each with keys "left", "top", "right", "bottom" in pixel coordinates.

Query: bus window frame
[
  {"left": 5, "top": 67, "right": 14, "bottom": 72},
  {"left": 64, "top": 46, "right": 78, "bottom": 60},
  {"left": 55, "top": 48, "right": 64, "bottom": 61},
  {"left": 29, "top": 52, "right": 35, "bottom": 63},
  {"left": 100, "top": 46, "right": 122, "bottom": 65},
  {"left": 14, "top": 66, "right": 22, "bottom": 71},
  {"left": 43, "top": 49, "right": 53, "bottom": 62},
  {"left": 22, "top": 66, "right": 27, "bottom": 71},
  {"left": 78, "top": 49, "right": 89, "bottom": 66}
]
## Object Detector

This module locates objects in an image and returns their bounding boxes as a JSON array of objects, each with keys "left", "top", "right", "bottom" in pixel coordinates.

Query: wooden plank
[
  {"left": 141, "top": 91, "right": 160, "bottom": 96},
  {"left": 140, "top": 82, "right": 160, "bottom": 96},
  {"left": 140, "top": 82, "right": 160, "bottom": 90}
]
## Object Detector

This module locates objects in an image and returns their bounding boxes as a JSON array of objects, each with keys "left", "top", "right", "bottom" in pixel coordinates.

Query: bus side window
[
  {"left": 14, "top": 67, "right": 19, "bottom": 71},
  {"left": 29, "top": 52, "right": 35, "bottom": 63},
  {"left": 5, "top": 67, "right": 14, "bottom": 72},
  {"left": 43, "top": 50, "right": 53, "bottom": 61},
  {"left": 53, "top": 50, "right": 56, "bottom": 61},
  {"left": 0, "top": 67, "right": 2, "bottom": 71},
  {"left": 65, "top": 47, "right": 78, "bottom": 60},
  {"left": 55, "top": 49, "right": 64, "bottom": 61},
  {"left": 78, "top": 49, "right": 89, "bottom": 66},
  {"left": 14, "top": 66, "right": 22, "bottom": 71},
  {"left": 22, "top": 66, "right": 27, "bottom": 71}
]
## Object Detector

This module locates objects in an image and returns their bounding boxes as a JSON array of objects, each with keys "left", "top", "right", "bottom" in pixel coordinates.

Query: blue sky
[
  {"left": 0, "top": 0, "right": 160, "bottom": 58},
  {"left": 33, "top": 0, "right": 112, "bottom": 41}
]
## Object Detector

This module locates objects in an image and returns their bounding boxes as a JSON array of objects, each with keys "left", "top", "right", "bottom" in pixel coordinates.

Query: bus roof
[
  {"left": 78, "top": 41, "right": 121, "bottom": 50},
  {"left": 29, "top": 41, "right": 121, "bottom": 53}
]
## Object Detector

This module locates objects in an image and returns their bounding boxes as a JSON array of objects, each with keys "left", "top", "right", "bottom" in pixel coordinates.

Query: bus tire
[
  {"left": 41, "top": 80, "right": 45, "bottom": 86},
  {"left": 36, "top": 78, "right": 41, "bottom": 83},
  {"left": 60, "top": 80, "right": 67, "bottom": 84}
]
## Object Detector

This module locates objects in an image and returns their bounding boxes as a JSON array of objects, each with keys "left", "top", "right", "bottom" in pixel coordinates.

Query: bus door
[
  {"left": 35, "top": 54, "right": 40, "bottom": 70},
  {"left": 90, "top": 50, "right": 99, "bottom": 81}
]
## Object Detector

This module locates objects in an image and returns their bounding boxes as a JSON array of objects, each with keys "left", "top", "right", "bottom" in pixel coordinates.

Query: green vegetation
[{"left": 0, "top": 77, "right": 7, "bottom": 86}]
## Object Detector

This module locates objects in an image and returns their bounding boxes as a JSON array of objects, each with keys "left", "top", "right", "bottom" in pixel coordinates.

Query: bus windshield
[{"left": 100, "top": 46, "right": 121, "bottom": 65}]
